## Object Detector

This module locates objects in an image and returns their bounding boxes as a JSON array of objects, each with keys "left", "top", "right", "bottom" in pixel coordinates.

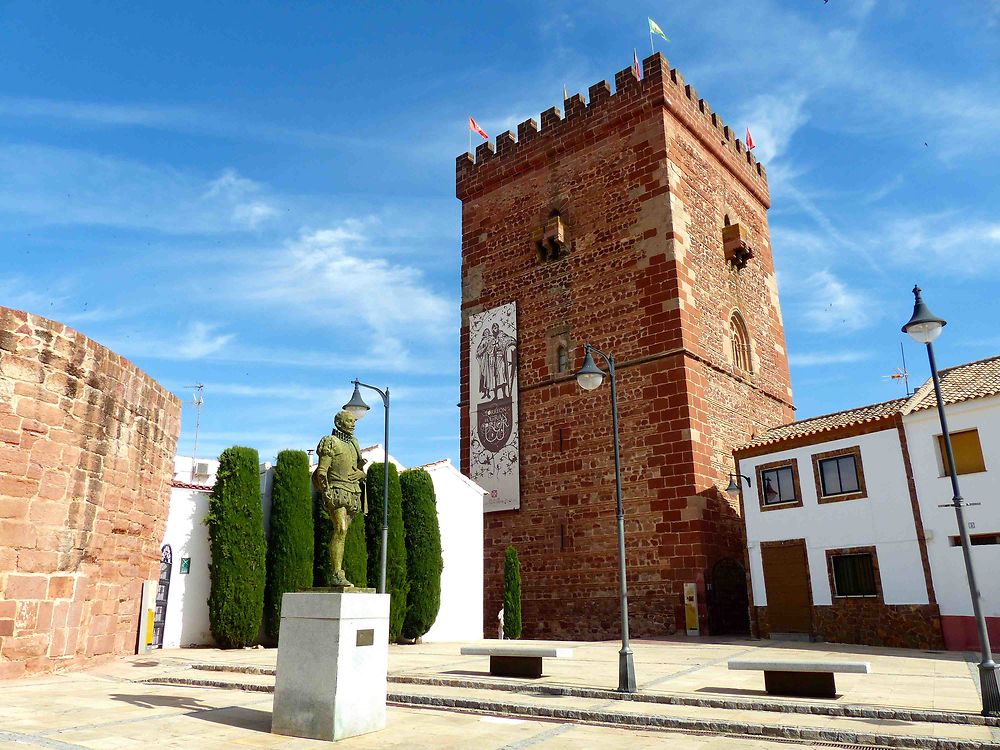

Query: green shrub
[
  {"left": 313, "top": 488, "right": 334, "bottom": 587},
  {"left": 503, "top": 545, "right": 522, "bottom": 639},
  {"left": 263, "top": 450, "right": 314, "bottom": 641},
  {"left": 343, "top": 511, "right": 368, "bottom": 588},
  {"left": 400, "top": 469, "right": 443, "bottom": 640},
  {"left": 314, "top": 493, "right": 368, "bottom": 589},
  {"left": 206, "top": 446, "right": 267, "bottom": 648},
  {"left": 365, "top": 462, "right": 408, "bottom": 640}
]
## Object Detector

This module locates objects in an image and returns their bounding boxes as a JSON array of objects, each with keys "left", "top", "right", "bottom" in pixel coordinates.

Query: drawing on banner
[{"left": 469, "top": 303, "right": 520, "bottom": 512}]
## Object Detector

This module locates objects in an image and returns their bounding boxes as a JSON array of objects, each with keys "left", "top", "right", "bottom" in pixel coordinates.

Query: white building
[
  {"left": 735, "top": 355, "right": 1000, "bottom": 651},
  {"left": 159, "top": 446, "right": 485, "bottom": 648},
  {"left": 158, "top": 456, "right": 218, "bottom": 648}
]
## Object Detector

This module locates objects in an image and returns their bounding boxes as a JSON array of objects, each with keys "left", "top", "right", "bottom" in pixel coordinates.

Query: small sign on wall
[
  {"left": 684, "top": 582, "right": 700, "bottom": 636},
  {"left": 180, "top": 558, "right": 191, "bottom": 574}
]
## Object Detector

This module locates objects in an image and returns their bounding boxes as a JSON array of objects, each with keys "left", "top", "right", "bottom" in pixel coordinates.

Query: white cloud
[
  {"left": 102, "top": 321, "right": 234, "bottom": 362},
  {"left": 0, "top": 144, "right": 282, "bottom": 234},
  {"left": 204, "top": 170, "right": 278, "bottom": 229},
  {"left": 793, "top": 269, "right": 876, "bottom": 334},
  {"left": 239, "top": 221, "right": 454, "bottom": 367},
  {"left": 736, "top": 90, "right": 809, "bottom": 163},
  {"left": 175, "top": 322, "right": 235, "bottom": 360},
  {"left": 888, "top": 215, "right": 1000, "bottom": 275}
]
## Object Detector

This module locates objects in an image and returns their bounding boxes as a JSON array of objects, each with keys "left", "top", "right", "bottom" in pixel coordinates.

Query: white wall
[
  {"left": 739, "top": 429, "right": 928, "bottom": 607},
  {"left": 161, "top": 457, "right": 218, "bottom": 648},
  {"left": 420, "top": 460, "right": 485, "bottom": 642},
  {"left": 904, "top": 395, "right": 1000, "bottom": 618}
]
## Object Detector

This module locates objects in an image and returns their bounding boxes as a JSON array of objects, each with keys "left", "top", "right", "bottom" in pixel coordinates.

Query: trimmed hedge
[
  {"left": 313, "top": 489, "right": 335, "bottom": 587},
  {"left": 263, "top": 450, "right": 314, "bottom": 641},
  {"left": 206, "top": 446, "right": 267, "bottom": 648},
  {"left": 314, "top": 481, "right": 368, "bottom": 589},
  {"left": 400, "top": 469, "right": 443, "bottom": 640},
  {"left": 365, "top": 462, "right": 408, "bottom": 640},
  {"left": 503, "top": 545, "right": 522, "bottom": 639},
  {"left": 343, "top": 511, "right": 368, "bottom": 588}
]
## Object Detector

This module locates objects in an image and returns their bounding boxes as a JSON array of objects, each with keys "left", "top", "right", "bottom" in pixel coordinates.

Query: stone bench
[
  {"left": 728, "top": 659, "right": 870, "bottom": 698},
  {"left": 460, "top": 644, "right": 574, "bottom": 678}
]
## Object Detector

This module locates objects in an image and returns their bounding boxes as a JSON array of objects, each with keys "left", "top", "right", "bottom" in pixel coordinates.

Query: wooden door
[{"left": 761, "top": 542, "right": 812, "bottom": 634}]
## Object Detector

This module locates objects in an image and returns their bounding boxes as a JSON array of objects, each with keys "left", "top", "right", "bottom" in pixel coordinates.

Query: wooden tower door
[{"left": 761, "top": 541, "right": 812, "bottom": 634}]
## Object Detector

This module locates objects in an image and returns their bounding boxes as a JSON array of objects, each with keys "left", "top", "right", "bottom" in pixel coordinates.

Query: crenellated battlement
[{"left": 457, "top": 53, "right": 767, "bottom": 204}]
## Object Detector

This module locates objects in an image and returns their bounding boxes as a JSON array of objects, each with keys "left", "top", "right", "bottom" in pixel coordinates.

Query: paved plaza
[{"left": 2, "top": 637, "right": 999, "bottom": 749}]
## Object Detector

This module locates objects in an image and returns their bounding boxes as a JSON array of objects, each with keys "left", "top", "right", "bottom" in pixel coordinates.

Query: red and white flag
[
  {"left": 469, "top": 116, "right": 488, "bottom": 140},
  {"left": 633, "top": 48, "right": 642, "bottom": 80},
  {"left": 745, "top": 128, "right": 756, "bottom": 151}
]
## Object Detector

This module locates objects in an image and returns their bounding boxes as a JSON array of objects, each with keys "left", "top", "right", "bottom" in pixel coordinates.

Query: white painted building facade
[
  {"left": 735, "top": 355, "right": 1000, "bottom": 651},
  {"left": 160, "top": 447, "right": 485, "bottom": 648},
  {"left": 159, "top": 456, "right": 218, "bottom": 648}
]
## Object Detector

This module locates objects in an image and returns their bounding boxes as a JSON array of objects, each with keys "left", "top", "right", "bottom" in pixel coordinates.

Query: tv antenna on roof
[
  {"left": 882, "top": 343, "right": 911, "bottom": 395},
  {"left": 185, "top": 383, "right": 205, "bottom": 465}
]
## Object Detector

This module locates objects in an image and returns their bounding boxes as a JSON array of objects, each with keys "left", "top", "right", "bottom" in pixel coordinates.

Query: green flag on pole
[{"left": 648, "top": 17, "right": 669, "bottom": 41}]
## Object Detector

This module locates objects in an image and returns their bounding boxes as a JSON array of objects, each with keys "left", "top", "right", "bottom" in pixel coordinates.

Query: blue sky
[{"left": 1, "top": 1, "right": 997, "bottom": 467}]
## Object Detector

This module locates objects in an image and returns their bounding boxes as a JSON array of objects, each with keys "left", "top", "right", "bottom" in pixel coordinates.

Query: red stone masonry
[
  {"left": 458, "top": 53, "right": 794, "bottom": 639},
  {"left": 0, "top": 306, "right": 181, "bottom": 677}
]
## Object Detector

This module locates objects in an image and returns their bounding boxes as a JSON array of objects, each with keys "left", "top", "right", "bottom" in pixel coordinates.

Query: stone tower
[{"left": 458, "top": 53, "right": 794, "bottom": 639}]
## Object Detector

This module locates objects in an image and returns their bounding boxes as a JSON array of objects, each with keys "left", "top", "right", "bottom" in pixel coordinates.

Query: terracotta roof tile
[
  {"left": 740, "top": 353, "right": 1000, "bottom": 452},
  {"left": 902, "top": 354, "right": 1000, "bottom": 413},
  {"left": 740, "top": 398, "right": 907, "bottom": 450}
]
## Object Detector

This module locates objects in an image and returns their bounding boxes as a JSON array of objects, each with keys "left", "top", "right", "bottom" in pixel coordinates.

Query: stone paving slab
[
  {"left": 12, "top": 636, "right": 995, "bottom": 749},
  {"left": 0, "top": 677, "right": 836, "bottom": 750}
]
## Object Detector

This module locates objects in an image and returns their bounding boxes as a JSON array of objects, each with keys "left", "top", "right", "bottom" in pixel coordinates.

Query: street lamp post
[
  {"left": 902, "top": 286, "right": 1000, "bottom": 717},
  {"left": 575, "top": 343, "right": 637, "bottom": 693},
  {"left": 343, "top": 379, "right": 390, "bottom": 595}
]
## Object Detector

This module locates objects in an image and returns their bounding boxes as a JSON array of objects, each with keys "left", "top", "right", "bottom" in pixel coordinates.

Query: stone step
[
  {"left": 189, "top": 662, "right": 275, "bottom": 676},
  {"left": 390, "top": 682, "right": 998, "bottom": 750},
  {"left": 146, "top": 671, "right": 275, "bottom": 692},
  {"left": 142, "top": 672, "right": 998, "bottom": 749}
]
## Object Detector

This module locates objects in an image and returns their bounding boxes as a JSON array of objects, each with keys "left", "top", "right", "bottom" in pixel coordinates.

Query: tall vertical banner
[{"left": 469, "top": 302, "right": 520, "bottom": 512}]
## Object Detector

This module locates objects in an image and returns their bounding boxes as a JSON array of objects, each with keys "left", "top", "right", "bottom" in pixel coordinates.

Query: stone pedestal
[{"left": 271, "top": 591, "right": 389, "bottom": 742}]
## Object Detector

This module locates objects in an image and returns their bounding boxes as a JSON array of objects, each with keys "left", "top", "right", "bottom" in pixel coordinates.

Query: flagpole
[
  {"left": 468, "top": 128, "right": 471, "bottom": 155},
  {"left": 649, "top": 29, "right": 654, "bottom": 53}
]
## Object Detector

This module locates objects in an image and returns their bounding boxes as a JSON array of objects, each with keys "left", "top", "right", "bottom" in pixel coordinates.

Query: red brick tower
[{"left": 458, "top": 53, "right": 794, "bottom": 639}]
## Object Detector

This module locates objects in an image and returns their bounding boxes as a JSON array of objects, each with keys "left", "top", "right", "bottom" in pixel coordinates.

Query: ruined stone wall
[
  {"left": 458, "top": 54, "right": 793, "bottom": 638},
  {"left": 0, "top": 307, "right": 181, "bottom": 677}
]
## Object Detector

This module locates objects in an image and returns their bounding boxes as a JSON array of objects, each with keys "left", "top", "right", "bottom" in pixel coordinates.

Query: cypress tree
[
  {"left": 263, "top": 450, "right": 313, "bottom": 641},
  {"left": 365, "top": 462, "right": 408, "bottom": 640},
  {"left": 503, "top": 545, "right": 522, "bottom": 639},
  {"left": 343, "top": 511, "right": 368, "bottom": 588},
  {"left": 313, "top": 489, "right": 334, "bottom": 587},
  {"left": 400, "top": 469, "right": 443, "bottom": 641},
  {"left": 206, "top": 446, "right": 267, "bottom": 648},
  {"left": 314, "top": 483, "right": 367, "bottom": 589}
]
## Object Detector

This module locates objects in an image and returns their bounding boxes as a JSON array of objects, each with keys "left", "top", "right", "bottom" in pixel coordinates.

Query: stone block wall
[
  {"left": 755, "top": 604, "right": 944, "bottom": 650},
  {"left": 0, "top": 307, "right": 181, "bottom": 677},
  {"left": 458, "top": 54, "right": 793, "bottom": 639}
]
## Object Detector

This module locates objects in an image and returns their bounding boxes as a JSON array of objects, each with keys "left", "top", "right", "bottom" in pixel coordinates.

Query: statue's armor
[{"left": 313, "top": 433, "right": 366, "bottom": 515}]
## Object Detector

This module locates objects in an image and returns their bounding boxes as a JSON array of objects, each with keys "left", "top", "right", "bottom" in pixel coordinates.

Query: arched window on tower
[{"left": 730, "top": 312, "right": 752, "bottom": 373}]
